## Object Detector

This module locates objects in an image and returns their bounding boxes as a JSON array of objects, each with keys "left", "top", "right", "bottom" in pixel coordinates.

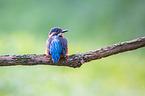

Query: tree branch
[{"left": 0, "top": 36, "right": 145, "bottom": 68}]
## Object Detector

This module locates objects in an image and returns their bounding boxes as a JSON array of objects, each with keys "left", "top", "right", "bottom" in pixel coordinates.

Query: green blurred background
[{"left": 0, "top": 0, "right": 145, "bottom": 96}]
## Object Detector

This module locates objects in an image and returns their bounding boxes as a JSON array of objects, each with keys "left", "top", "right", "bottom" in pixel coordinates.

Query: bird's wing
[
  {"left": 58, "top": 36, "right": 68, "bottom": 57},
  {"left": 46, "top": 37, "right": 53, "bottom": 55}
]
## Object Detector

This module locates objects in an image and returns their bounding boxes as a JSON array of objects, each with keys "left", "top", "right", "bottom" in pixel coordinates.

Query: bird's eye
[{"left": 58, "top": 30, "right": 61, "bottom": 32}]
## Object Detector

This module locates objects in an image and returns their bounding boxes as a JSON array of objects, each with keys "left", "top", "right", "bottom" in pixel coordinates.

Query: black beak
[{"left": 60, "top": 30, "right": 68, "bottom": 33}]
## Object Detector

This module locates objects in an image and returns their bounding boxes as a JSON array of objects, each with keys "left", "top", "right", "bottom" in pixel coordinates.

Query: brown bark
[{"left": 0, "top": 36, "right": 145, "bottom": 68}]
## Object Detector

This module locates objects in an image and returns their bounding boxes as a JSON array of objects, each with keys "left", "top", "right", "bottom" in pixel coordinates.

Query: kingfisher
[{"left": 46, "top": 27, "right": 68, "bottom": 63}]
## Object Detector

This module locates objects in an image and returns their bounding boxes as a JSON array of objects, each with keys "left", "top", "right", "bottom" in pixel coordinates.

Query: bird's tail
[{"left": 52, "top": 57, "right": 59, "bottom": 63}]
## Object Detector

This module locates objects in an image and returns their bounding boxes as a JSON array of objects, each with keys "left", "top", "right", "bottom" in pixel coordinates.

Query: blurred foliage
[{"left": 0, "top": 0, "right": 145, "bottom": 96}]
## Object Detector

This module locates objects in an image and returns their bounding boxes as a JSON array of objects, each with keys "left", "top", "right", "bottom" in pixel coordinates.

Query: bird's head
[{"left": 49, "top": 27, "right": 68, "bottom": 38}]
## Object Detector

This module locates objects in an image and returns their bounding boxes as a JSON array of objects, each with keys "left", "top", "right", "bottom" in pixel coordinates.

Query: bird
[{"left": 46, "top": 27, "right": 68, "bottom": 63}]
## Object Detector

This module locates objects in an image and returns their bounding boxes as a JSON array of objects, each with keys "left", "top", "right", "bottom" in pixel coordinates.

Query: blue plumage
[
  {"left": 58, "top": 36, "right": 68, "bottom": 57},
  {"left": 50, "top": 36, "right": 62, "bottom": 63},
  {"left": 46, "top": 27, "right": 68, "bottom": 63}
]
